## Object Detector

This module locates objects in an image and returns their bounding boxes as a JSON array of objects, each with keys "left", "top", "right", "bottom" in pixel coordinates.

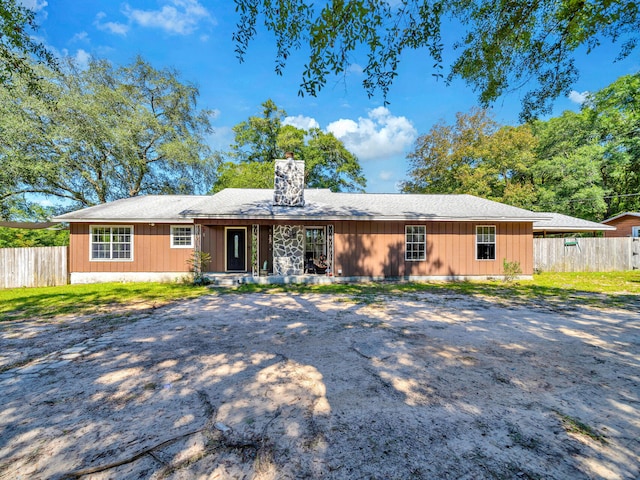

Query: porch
[{"left": 204, "top": 272, "right": 333, "bottom": 287}]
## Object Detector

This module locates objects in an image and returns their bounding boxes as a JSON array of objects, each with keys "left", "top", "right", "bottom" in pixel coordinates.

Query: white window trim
[
  {"left": 405, "top": 225, "right": 426, "bottom": 261},
  {"left": 170, "top": 225, "right": 194, "bottom": 248},
  {"left": 89, "top": 225, "right": 134, "bottom": 262},
  {"left": 632, "top": 226, "right": 640, "bottom": 237},
  {"left": 476, "top": 225, "right": 496, "bottom": 261}
]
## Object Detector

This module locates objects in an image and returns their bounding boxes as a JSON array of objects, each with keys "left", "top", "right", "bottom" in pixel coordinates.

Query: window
[
  {"left": 476, "top": 225, "right": 496, "bottom": 260},
  {"left": 305, "top": 227, "right": 326, "bottom": 261},
  {"left": 171, "top": 225, "right": 194, "bottom": 248},
  {"left": 405, "top": 225, "right": 426, "bottom": 261},
  {"left": 91, "top": 226, "right": 133, "bottom": 260},
  {"left": 632, "top": 226, "right": 640, "bottom": 238}
]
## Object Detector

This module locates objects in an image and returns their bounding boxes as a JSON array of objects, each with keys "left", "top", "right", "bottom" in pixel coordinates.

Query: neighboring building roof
[
  {"left": 602, "top": 212, "right": 640, "bottom": 224},
  {"left": 0, "top": 222, "right": 61, "bottom": 229},
  {"left": 533, "top": 212, "right": 616, "bottom": 234},
  {"left": 53, "top": 189, "right": 549, "bottom": 223}
]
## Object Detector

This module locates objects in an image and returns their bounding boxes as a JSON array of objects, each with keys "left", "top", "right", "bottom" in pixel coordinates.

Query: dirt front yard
[{"left": 0, "top": 289, "right": 638, "bottom": 479}]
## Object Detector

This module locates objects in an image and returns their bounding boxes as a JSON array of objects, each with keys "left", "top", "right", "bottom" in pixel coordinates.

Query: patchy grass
[
  {"left": 232, "top": 271, "right": 640, "bottom": 308},
  {"left": 2, "top": 272, "right": 638, "bottom": 322},
  {"left": 554, "top": 411, "right": 608, "bottom": 444},
  {"left": 0, "top": 282, "right": 211, "bottom": 322}
]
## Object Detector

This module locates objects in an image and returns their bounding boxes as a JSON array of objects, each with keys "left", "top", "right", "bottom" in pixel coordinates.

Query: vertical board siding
[
  {"left": 604, "top": 215, "right": 640, "bottom": 237},
  {"left": 1, "top": 246, "right": 68, "bottom": 288},
  {"left": 333, "top": 221, "right": 533, "bottom": 277},
  {"left": 534, "top": 237, "right": 635, "bottom": 272},
  {"left": 69, "top": 223, "right": 193, "bottom": 273}
]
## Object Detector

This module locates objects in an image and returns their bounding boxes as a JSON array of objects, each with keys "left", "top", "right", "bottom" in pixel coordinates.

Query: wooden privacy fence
[
  {"left": 534, "top": 237, "right": 640, "bottom": 272},
  {"left": 1, "top": 246, "right": 68, "bottom": 288}
]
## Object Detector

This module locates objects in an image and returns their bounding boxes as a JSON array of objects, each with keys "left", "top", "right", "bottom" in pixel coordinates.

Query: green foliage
[
  {"left": 233, "top": 0, "right": 639, "bottom": 119},
  {"left": 187, "top": 251, "right": 212, "bottom": 285},
  {"left": 402, "top": 108, "right": 537, "bottom": 208},
  {"left": 502, "top": 259, "right": 522, "bottom": 283},
  {"left": 212, "top": 99, "right": 366, "bottom": 192},
  {"left": 403, "top": 73, "right": 640, "bottom": 221},
  {"left": 0, "top": 55, "right": 217, "bottom": 213},
  {"left": 0, "top": 227, "right": 68, "bottom": 247},
  {"left": 0, "top": 0, "right": 57, "bottom": 90},
  {"left": 212, "top": 161, "right": 275, "bottom": 192},
  {"left": 587, "top": 73, "right": 640, "bottom": 215}
]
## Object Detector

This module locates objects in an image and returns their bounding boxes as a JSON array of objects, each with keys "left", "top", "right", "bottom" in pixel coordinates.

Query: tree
[
  {"left": 586, "top": 72, "right": 640, "bottom": 215},
  {"left": 0, "top": 0, "right": 56, "bottom": 89},
  {"left": 212, "top": 99, "right": 366, "bottom": 192},
  {"left": 0, "top": 226, "right": 68, "bottom": 247},
  {"left": 0, "top": 56, "right": 217, "bottom": 215},
  {"left": 402, "top": 108, "right": 537, "bottom": 207},
  {"left": 531, "top": 111, "right": 607, "bottom": 220},
  {"left": 403, "top": 108, "right": 497, "bottom": 194},
  {"left": 232, "top": 99, "right": 285, "bottom": 163},
  {"left": 233, "top": 0, "right": 639, "bottom": 119}
]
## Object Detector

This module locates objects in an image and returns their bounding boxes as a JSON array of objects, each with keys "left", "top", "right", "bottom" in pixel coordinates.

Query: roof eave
[
  {"left": 533, "top": 226, "right": 617, "bottom": 232},
  {"left": 52, "top": 217, "right": 194, "bottom": 224},
  {"left": 191, "top": 214, "right": 544, "bottom": 222}
]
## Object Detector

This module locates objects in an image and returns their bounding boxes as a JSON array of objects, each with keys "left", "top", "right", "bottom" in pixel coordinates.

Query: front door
[{"left": 226, "top": 228, "right": 246, "bottom": 271}]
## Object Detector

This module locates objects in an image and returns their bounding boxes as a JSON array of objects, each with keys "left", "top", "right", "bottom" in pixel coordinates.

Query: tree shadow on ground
[{"left": 0, "top": 290, "right": 638, "bottom": 479}]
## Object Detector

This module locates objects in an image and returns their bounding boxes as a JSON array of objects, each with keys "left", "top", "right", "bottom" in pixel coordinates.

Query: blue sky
[{"left": 25, "top": 0, "right": 640, "bottom": 193}]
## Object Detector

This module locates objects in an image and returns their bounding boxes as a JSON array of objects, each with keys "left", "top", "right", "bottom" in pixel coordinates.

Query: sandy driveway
[{"left": 0, "top": 290, "right": 638, "bottom": 479}]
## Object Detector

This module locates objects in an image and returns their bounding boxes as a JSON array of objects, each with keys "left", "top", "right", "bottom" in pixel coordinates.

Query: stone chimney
[{"left": 273, "top": 152, "right": 305, "bottom": 207}]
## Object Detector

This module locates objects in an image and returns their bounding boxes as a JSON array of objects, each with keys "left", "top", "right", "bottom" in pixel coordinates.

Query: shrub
[{"left": 502, "top": 259, "right": 522, "bottom": 283}]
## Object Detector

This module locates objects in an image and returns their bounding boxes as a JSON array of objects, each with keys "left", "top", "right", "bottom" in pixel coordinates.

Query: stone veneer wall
[
  {"left": 273, "top": 159, "right": 305, "bottom": 207},
  {"left": 272, "top": 225, "right": 304, "bottom": 275}
]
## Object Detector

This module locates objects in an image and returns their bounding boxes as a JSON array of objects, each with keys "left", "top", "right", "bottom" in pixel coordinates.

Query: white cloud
[
  {"left": 70, "top": 31, "right": 89, "bottom": 43},
  {"left": 379, "top": 171, "right": 394, "bottom": 181},
  {"left": 19, "top": 0, "right": 47, "bottom": 12},
  {"left": 123, "top": 0, "right": 213, "bottom": 35},
  {"left": 73, "top": 49, "right": 91, "bottom": 70},
  {"left": 95, "top": 12, "right": 129, "bottom": 36},
  {"left": 208, "top": 126, "right": 234, "bottom": 151},
  {"left": 348, "top": 63, "right": 363, "bottom": 75},
  {"left": 283, "top": 115, "right": 320, "bottom": 131},
  {"left": 326, "top": 107, "right": 417, "bottom": 161},
  {"left": 568, "top": 90, "right": 589, "bottom": 104}
]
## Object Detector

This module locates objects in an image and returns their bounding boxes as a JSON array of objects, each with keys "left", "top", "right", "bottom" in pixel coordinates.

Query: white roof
[
  {"left": 54, "top": 189, "right": 549, "bottom": 223},
  {"left": 533, "top": 212, "right": 616, "bottom": 233},
  {"left": 53, "top": 195, "right": 205, "bottom": 223}
]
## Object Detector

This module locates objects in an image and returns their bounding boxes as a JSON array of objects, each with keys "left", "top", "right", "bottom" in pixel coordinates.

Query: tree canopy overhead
[
  {"left": 0, "top": 0, "right": 56, "bottom": 90},
  {"left": 0, "top": 56, "right": 217, "bottom": 217},
  {"left": 234, "top": 0, "right": 639, "bottom": 120}
]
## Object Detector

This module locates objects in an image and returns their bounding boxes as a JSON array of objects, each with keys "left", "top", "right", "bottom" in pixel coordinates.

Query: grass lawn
[
  {"left": 0, "top": 282, "right": 211, "bottom": 322},
  {"left": 1, "top": 271, "right": 639, "bottom": 322}
]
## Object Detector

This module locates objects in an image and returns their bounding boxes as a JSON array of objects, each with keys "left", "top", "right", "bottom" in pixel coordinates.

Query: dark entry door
[{"left": 226, "top": 228, "right": 246, "bottom": 271}]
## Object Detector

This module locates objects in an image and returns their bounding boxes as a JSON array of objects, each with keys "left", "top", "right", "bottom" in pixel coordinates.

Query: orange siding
[
  {"left": 604, "top": 215, "right": 640, "bottom": 237},
  {"left": 333, "top": 221, "right": 533, "bottom": 277},
  {"left": 69, "top": 223, "right": 193, "bottom": 273},
  {"left": 70, "top": 220, "right": 534, "bottom": 277}
]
